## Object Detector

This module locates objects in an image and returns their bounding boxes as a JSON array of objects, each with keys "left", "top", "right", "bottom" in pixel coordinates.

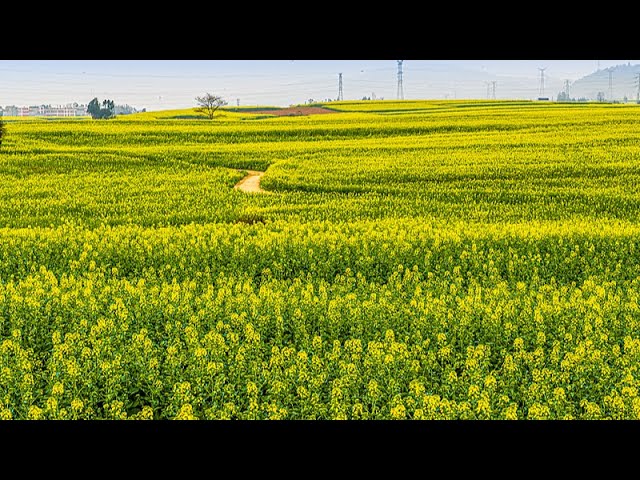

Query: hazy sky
[{"left": 0, "top": 60, "right": 637, "bottom": 110}]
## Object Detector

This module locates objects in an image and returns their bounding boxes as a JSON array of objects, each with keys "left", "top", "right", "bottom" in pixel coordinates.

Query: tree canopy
[{"left": 87, "top": 98, "right": 115, "bottom": 119}]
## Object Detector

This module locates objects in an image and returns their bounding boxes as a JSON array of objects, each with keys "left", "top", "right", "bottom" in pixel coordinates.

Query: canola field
[{"left": 2, "top": 100, "right": 640, "bottom": 419}]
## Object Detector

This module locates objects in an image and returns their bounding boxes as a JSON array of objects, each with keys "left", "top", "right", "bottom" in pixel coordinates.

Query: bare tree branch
[{"left": 195, "top": 93, "right": 228, "bottom": 120}]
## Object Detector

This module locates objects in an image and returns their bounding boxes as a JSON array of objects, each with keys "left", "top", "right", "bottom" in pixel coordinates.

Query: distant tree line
[
  {"left": 556, "top": 91, "right": 589, "bottom": 102},
  {"left": 558, "top": 90, "right": 633, "bottom": 103}
]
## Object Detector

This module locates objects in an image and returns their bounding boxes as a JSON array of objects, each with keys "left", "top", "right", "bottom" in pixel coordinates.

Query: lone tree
[
  {"left": 87, "top": 97, "right": 115, "bottom": 119},
  {"left": 195, "top": 93, "right": 227, "bottom": 119},
  {"left": 0, "top": 118, "right": 5, "bottom": 148}
]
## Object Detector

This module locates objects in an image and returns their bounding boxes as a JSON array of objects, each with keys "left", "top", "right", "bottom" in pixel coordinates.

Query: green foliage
[{"left": 87, "top": 98, "right": 115, "bottom": 120}]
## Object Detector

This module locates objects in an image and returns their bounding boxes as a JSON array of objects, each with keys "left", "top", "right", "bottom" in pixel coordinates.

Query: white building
[{"left": 0, "top": 104, "right": 89, "bottom": 117}]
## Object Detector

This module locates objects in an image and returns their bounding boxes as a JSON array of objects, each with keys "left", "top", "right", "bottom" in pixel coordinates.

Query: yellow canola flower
[
  {"left": 367, "top": 380, "right": 380, "bottom": 399},
  {"left": 52, "top": 382, "right": 64, "bottom": 396},
  {"left": 71, "top": 399, "right": 84, "bottom": 412},
  {"left": 503, "top": 404, "right": 518, "bottom": 420},
  {"left": 46, "top": 397, "right": 58, "bottom": 413},
  {"left": 175, "top": 404, "right": 198, "bottom": 420},
  {"left": 390, "top": 404, "right": 406, "bottom": 420},
  {"left": 484, "top": 375, "right": 497, "bottom": 390},
  {"left": 138, "top": 406, "right": 154, "bottom": 420},
  {"left": 527, "top": 403, "right": 550, "bottom": 420},
  {"left": 28, "top": 405, "right": 44, "bottom": 420}
]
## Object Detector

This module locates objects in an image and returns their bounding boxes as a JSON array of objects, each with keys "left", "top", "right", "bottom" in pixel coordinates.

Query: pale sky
[{"left": 0, "top": 60, "right": 637, "bottom": 110}]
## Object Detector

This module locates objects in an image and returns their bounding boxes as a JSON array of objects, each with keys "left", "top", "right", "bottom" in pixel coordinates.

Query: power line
[
  {"left": 397, "top": 61, "right": 404, "bottom": 100},
  {"left": 337, "top": 73, "right": 343, "bottom": 101}
]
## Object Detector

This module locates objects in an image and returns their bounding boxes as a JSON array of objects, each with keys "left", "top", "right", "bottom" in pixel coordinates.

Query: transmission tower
[
  {"left": 486, "top": 82, "right": 491, "bottom": 99},
  {"left": 608, "top": 70, "right": 613, "bottom": 101},
  {"left": 538, "top": 68, "right": 547, "bottom": 97},
  {"left": 397, "top": 60, "right": 404, "bottom": 100},
  {"left": 564, "top": 80, "right": 571, "bottom": 99},
  {"left": 337, "top": 73, "right": 343, "bottom": 101},
  {"left": 491, "top": 81, "right": 496, "bottom": 100},
  {"left": 636, "top": 73, "right": 640, "bottom": 103}
]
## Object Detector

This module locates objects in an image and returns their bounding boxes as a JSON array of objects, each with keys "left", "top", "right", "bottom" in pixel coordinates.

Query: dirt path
[{"left": 234, "top": 170, "right": 271, "bottom": 194}]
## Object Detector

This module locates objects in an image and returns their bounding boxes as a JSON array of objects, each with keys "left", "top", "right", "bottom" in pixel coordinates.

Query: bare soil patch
[{"left": 234, "top": 170, "right": 271, "bottom": 194}]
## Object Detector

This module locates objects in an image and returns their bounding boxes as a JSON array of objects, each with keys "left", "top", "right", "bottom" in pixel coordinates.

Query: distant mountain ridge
[{"left": 566, "top": 63, "right": 640, "bottom": 102}]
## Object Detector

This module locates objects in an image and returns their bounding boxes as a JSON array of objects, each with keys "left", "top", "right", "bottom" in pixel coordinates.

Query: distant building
[
  {"left": 31, "top": 105, "right": 88, "bottom": 117},
  {"left": 2, "top": 105, "right": 19, "bottom": 116},
  {"left": 0, "top": 104, "right": 89, "bottom": 117},
  {"left": 1, "top": 103, "right": 138, "bottom": 117}
]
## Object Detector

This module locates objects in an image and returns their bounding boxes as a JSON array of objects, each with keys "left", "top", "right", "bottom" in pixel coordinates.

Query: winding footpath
[{"left": 233, "top": 170, "right": 271, "bottom": 194}]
